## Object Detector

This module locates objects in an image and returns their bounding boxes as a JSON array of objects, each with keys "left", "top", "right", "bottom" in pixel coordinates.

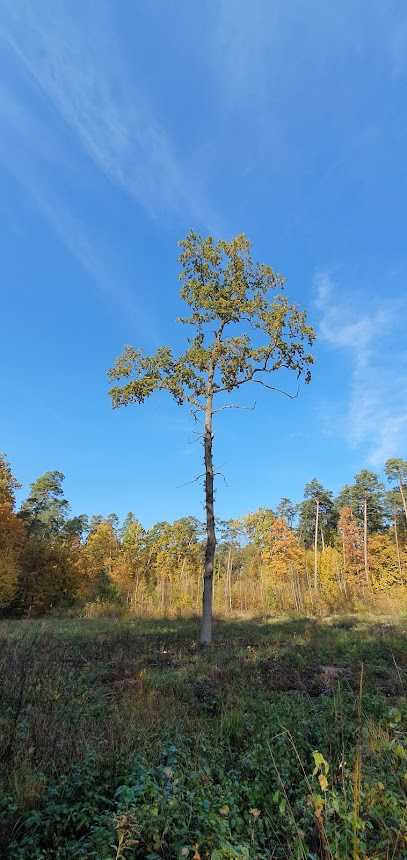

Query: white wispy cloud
[
  {"left": 0, "top": 0, "right": 215, "bottom": 227},
  {"left": 0, "top": 79, "right": 157, "bottom": 330},
  {"left": 0, "top": 0, "right": 220, "bottom": 333},
  {"left": 315, "top": 271, "right": 407, "bottom": 466}
]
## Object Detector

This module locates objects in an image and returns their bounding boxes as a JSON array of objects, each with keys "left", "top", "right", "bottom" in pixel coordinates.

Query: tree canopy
[{"left": 109, "top": 232, "right": 314, "bottom": 411}]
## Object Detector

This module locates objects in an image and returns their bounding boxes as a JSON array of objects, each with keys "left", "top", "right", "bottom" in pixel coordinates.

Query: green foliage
[
  {"left": 0, "top": 617, "right": 406, "bottom": 858},
  {"left": 18, "top": 537, "right": 81, "bottom": 613},
  {"left": 336, "top": 470, "right": 387, "bottom": 532},
  {"left": 0, "top": 451, "right": 21, "bottom": 508},
  {"left": 275, "top": 497, "right": 297, "bottom": 528},
  {"left": 385, "top": 457, "right": 407, "bottom": 485},
  {"left": 108, "top": 232, "right": 315, "bottom": 412},
  {"left": 299, "top": 480, "right": 337, "bottom": 547},
  {"left": 19, "top": 471, "right": 70, "bottom": 537},
  {"left": 1, "top": 447, "right": 407, "bottom": 621},
  {"left": 0, "top": 504, "right": 25, "bottom": 609},
  {"left": 2, "top": 700, "right": 406, "bottom": 859}
]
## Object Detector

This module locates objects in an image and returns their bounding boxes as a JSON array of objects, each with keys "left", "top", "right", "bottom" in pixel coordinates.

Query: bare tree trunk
[
  {"left": 228, "top": 549, "right": 233, "bottom": 612},
  {"left": 398, "top": 478, "right": 407, "bottom": 525},
  {"left": 314, "top": 499, "right": 319, "bottom": 589},
  {"left": 363, "top": 498, "right": 370, "bottom": 589},
  {"left": 224, "top": 547, "right": 232, "bottom": 612},
  {"left": 160, "top": 578, "right": 165, "bottom": 614},
  {"left": 196, "top": 575, "right": 201, "bottom": 612},
  {"left": 180, "top": 556, "right": 187, "bottom": 594},
  {"left": 394, "top": 514, "right": 402, "bottom": 580},
  {"left": 342, "top": 563, "right": 348, "bottom": 598},
  {"left": 320, "top": 527, "right": 325, "bottom": 552},
  {"left": 334, "top": 560, "right": 343, "bottom": 594},
  {"left": 295, "top": 572, "right": 303, "bottom": 612},
  {"left": 259, "top": 567, "right": 265, "bottom": 611},
  {"left": 305, "top": 559, "right": 311, "bottom": 594},
  {"left": 200, "top": 389, "right": 215, "bottom": 645},
  {"left": 290, "top": 567, "right": 300, "bottom": 612}
]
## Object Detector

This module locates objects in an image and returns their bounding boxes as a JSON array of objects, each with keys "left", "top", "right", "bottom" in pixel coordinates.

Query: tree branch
[
  {"left": 215, "top": 360, "right": 301, "bottom": 399},
  {"left": 250, "top": 379, "right": 300, "bottom": 399},
  {"left": 213, "top": 402, "right": 256, "bottom": 414},
  {"left": 177, "top": 472, "right": 206, "bottom": 489}
]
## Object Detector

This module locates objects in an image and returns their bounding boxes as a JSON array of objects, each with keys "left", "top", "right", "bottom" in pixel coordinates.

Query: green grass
[{"left": 0, "top": 615, "right": 406, "bottom": 858}]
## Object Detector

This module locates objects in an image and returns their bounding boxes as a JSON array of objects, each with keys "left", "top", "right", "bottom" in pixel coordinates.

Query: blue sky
[{"left": 1, "top": 0, "right": 407, "bottom": 526}]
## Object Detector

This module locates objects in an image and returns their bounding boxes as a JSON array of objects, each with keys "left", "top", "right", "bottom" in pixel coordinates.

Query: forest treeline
[{"left": 1, "top": 451, "right": 406, "bottom": 617}]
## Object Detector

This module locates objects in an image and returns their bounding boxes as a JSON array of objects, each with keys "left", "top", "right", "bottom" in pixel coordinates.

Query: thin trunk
[
  {"left": 342, "top": 565, "right": 348, "bottom": 598},
  {"left": 320, "top": 526, "right": 325, "bottom": 552},
  {"left": 224, "top": 547, "right": 233, "bottom": 613},
  {"left": 314, "top": 499, "right": 319, "bottom": 589},
  {"left": 132, "top": 574, "right": 140, "bottom": 611},
  {"left": 398, "top": 478, "right": 407, "bottom": 525},
  {"left": 196, "top": 575, "right": 201, "bottom": 612},
  {"left": 334, "top": 560, "right": 343, "bottom": 594},
  {"left": 161, "top": 578, "right": 165, "bottom": 613},
  {"left": 259, "top": 565, "right": 265, "bottom": 611},
  {"left": 305, "top": 559, "right": 314, "bottom": 611},
  {"left": 394, "top": 514, "right": 402, "bottom": 580},
  {"left": 295, "top": 573, "right": 302, "bottom": 612},
  {"left": 179, "top": 556, "right": 187, "bottom": 608},
  {"left": 305, "top": 559, "right": 311, "bottom": 594},
  {"left": 228, "top": 550, "right": 233, "bottom": 612},
  {"left": 363, "top": 498, "right": 370, "bottom": 588},
  {"left": 341, "top": 533, "right": 347, "bottom": 594},
  {"left": 290, "top": 567, "right": 299, "bottom": 612},
  {"left": 200, "top": 387, "right": 216, "bottom": 645},
  {"left": 291, "top": 577, "right": 298, "bottom": 612}
]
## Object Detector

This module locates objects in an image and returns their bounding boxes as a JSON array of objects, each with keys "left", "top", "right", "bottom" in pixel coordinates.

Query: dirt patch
[
  {"left": 258, "top": 658, "right": 316, "bottom": 694},
  {"left": 257, "top": 659, "right": 357, "bottom": 696},
  {"left": 318, "top": 665, "right": 352, "bottom": 690}
]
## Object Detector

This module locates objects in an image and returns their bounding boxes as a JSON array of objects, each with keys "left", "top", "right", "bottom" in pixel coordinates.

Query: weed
[{"left": 0, "top": 615, "right": 405, "bottom": 857}]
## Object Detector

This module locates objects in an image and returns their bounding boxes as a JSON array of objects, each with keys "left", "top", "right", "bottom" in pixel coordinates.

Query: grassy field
[{"left": 0, "top": 614, "right": 406, "bottom": 859}]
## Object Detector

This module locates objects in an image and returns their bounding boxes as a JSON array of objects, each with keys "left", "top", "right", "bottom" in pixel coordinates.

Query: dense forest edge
[{"left": 1, "top": 452, "right": 407, "bottom": 619}]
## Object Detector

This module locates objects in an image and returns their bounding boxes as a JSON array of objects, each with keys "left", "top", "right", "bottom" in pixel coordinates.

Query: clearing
[{"left": 0, "top": 615, "right": 406, "bottom": 858}]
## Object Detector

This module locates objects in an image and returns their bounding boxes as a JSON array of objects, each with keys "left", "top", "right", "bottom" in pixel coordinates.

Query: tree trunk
[
  {"left": 334, "top": 559, "right": 343, "bottom": 594},
  {"left": 394, "top": 514, "right": 402, "bottom": 580},
  {"left": 398, "top": 478, "right": 407, "bottom": 525},
  {"left": 363, "top": 498, "right": 370, "bottom": 589},
  {"left": 305, "top": 560, "right": 312, "bottom": 597},
  {"left": 227, "top": 548, "right": 233, "bottom": 612},
  {"left": 314, "top": 499, "right": 319, "bottom": 589},
  {"left": 320, "top": 526, "right": 325, "bottom": 552},
  {"left": 200, "top": 390, "right": 215, "bottom": 645}
]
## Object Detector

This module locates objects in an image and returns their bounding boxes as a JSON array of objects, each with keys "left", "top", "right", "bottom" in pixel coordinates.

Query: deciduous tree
[
  {"left": 0, "top": 454, "right": 24, "bottom": 609},
  {"left": 108, "top": 232, "right": 315, "bottom": 643},
  {"left": 0, "top": 452, "right": 21, "bottom": 507},
  {"left": 338, "top": 506, "right": 364, "bottom": 588}
]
